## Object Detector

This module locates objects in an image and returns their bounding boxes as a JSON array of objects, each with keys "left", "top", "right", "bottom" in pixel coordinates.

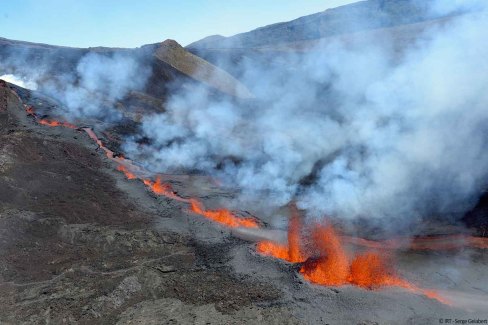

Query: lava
[
  {"left": 347, "top": 251, "right": 451, "bottom": 304},
  {"left": 22, "top": 103, "right": 260, "bottom": 230},
  {"left": 257, "top": 214, "right": 450, "bottom": 304},
  {"left": 116, "top": 165, "right": 137, "bottom": 180},
  {"left": 300, "top": 225, "right": 450, "bottom": 304},
  {"left": 300, "top": 224, "right": 350, "bottom": 286},
  {"left": 256, "top": 204, "right": 305, "bottom": 262},
  {"left": 24, "top": 104, "right": 77, "bottom": 128},
  {"left": 18, "top": 98, "right": 481, "bottom": 305},
  {"left": 142, "top": 177, "right": 189, "bottom": 203},
  {"left": 38, "top": 118, "right": 77, "bottom": 129},
  {"left": 25, "top": 105, "right": 35, "bottom": 115},
  {"left": 189, "top": 199, "right": 259, "bottom": 228},
  {"left": 82, "top": 127, "right": 116, "bottom": 159}
]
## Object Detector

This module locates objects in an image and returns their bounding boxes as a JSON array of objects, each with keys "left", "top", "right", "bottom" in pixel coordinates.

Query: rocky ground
[{"left": 1, "top": 83, "right": 488, "bottom": 324}]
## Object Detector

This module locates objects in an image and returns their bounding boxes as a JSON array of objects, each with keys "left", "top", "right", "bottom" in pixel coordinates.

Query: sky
[{"left": 0, "top": 0, "right": 357, "bottom": 48}]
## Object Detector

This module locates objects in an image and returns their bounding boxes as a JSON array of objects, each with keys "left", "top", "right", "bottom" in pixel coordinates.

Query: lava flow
[
  {"left": 256, "top": 205, "right": 305, "bottom": 262},
  {"left": 189, "top": 199, "right": 259, "bottom": 229},
  {"left": 142, "top": 177, "right": 188, "bottom": 202},
  {"left": 25, "top": 105, "right": 77, "bottom": 128},
  {"left": 23, "top": 103, "right": 259, "bottom": 229},
  {"left": 116, "top": 165, "right": 137, "bottom": 180},
  {"left": 38, "top": 119, "right": 77, "bottom": 129},
  {"left": 257, "top": 212, "right": 450, "bottom": 304},
  {"left": 299, "top": 225, "right": 450, "bottom": 304},
  {"left": 18, "top": 100, "right": 478, "bottom": 304},
  {"left": 140, "top": 176, "right": 258, "bottom": 228}
]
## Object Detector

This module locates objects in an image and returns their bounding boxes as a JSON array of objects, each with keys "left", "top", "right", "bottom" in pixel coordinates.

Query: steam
[
  {"left": 124, "top": 1, "right": 488, "bottom": 224},
  {"left": 0, "top": 48, "right": 150, "bottom": 121},
  {"left": 0, "top": 74, "right": 37, "bottom": 90},
  {"left": 45, "top": 52, "right": 150, "bottom": 119},
  {"left": 1, "top": 1, "right": 486, "bottom": 227}
]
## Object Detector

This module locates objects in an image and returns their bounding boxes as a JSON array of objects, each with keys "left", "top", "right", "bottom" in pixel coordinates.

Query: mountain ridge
[{"left": 186, "top": 0, "right": 443, "bottom": 50}]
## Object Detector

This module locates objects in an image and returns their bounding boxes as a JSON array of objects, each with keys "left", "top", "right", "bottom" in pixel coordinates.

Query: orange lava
[
  {"left": 143, "top": 177, "right": 173, "bottom": 196},
  {"left": 24, "top": 104, "right": 77, "bottom": 128},
  {"left": 256, "top": 241, "right": 291, "bottom": 260},
  {"left": 82, "top": 127, "right": 116, "bottom": 159},
  {"left": 18, "top": 101, "right": 476, "bottom": 306},
  {"left": 300, "top": 225, "right": 350, "bottom": 285},
  {"left": 38, "top": 118, "right": 77, "bottom": 129},
  {"left": 142, "top": 177, "right": 189, "bottom": 203},
  {"left": 348, "top": 251, "right": 407, "bottom": 288},
  {"left": 140, "top": 176, "right": 258, "bottom": 228},
  {"left": 116, "top": 165, "right": 137, "bottom": 180},
  {"left": 257, "top": 212, "right": 449, "bottom": 304},
  {"left": 257, "top": 205, "right": 305, "bottom": 262},
  {"left": 467, "top": 236, "right": 488, "bottom": 249},
  {"left": 300, "top": 225, "right": 449, "bottom": 304},
  {"left": 189, "top": 198, "right": 259, "bottom": 229},
  {"left": 25, "top": 105, "right": 35, "bottom": 115}
]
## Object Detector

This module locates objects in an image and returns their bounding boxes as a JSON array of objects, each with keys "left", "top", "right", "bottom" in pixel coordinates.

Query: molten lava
[
  {"left": 189, "top": 199, "right": 259, "bottom": 228},
  {"left": 25, "top": 104, "right": 77, "bottom": 128},
  {"left": 257, "top": 214, "right": 450, "bottom": 304},
  {"left": 143, "top": 177, "right": 173, "bottom": 195},
  {"left": 142, "top": 176, "right": 258, "bottom": 228},
  {"left": 142, "top": 176, "right": 190, "bottom": 203},
  {"left": 348, "top": 251, "right": 399, "bottom": 288},
  {"left": 117, "top": 165, "right": 137, "bottom": 180},
  {"left": 24, "top": 103, "right": 259, "bottom": 229},
  {"left": 19, "top": 99, "right": 481, "bottom": 306},
  {"left": 256, "top": 205, "right": 305, "bottom": 262},
  {"left": 300, "top": 225, "right": 350, "bottom": 286},
  {"left": 38, "top": 118, "right": 77, "bottom": 129}
]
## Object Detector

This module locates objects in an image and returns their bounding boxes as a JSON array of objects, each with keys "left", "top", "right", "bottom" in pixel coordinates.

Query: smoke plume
[
  {"left": 0, "top": 47, "right": 150, "bottom": 121},
  {"left": 0, "top": 73, "right": 37, "bottom": 90},
  {"left": 1, "top": 1, "right": 486, "bottom": 229},
  {"left": 124, "top": 1, "right": 488, "bottom": 226}
]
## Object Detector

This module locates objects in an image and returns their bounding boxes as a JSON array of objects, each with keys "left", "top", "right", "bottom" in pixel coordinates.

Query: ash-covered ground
[{"left": 1, "top": 77, "right": 488, "bottom": 325}]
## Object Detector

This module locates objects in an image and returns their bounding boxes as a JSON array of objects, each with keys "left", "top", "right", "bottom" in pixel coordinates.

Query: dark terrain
[
  {"left": 0, "top": 83, "right": 293, "bottom": 324},
  {"left": 1, "top": 65, "right": 487, "bottom": 325},
  {"left": 1, "top": 0, "right": 488, "bottom": 323}
]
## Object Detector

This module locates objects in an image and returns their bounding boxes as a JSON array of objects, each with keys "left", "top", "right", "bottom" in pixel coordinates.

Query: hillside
[
  {"left": 187, "top": 0, "right": 446, "bottom": 50},
  {"left": 0, "top": 37, "right": 251, "bottom": 102},
  {"left": 186, "top": 0, "right": 464, "bottom": 80}
]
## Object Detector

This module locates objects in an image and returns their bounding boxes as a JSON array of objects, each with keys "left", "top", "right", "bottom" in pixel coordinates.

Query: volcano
[{"left": 1, "top": 0, "right": 488, "bottom": 324}]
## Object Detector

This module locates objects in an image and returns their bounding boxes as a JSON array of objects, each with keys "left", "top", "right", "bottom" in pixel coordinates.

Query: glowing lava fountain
[{"left": 257, "top": 210, "right": 451, "bottom": 304}]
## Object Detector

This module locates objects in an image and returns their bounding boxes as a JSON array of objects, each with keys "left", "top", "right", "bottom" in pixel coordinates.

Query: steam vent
[{"left": 1, "top": 0, "right": 488, "bottom": 323}]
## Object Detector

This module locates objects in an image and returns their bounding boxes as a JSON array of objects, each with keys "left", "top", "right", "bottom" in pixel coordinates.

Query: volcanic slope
[
  {"left": 0, "top": 82, "right": 291, "bottom": 324},
  {"left": 2, "top": 77, "right": 488, "bottom": 324}
]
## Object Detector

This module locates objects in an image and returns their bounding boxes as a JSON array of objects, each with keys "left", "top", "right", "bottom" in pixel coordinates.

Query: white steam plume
[
  {"left": 124, "top": 1, "right": 488, "bottom": 225},
  {"left": 0, "top": 48, "right": 150, "bottom": 121},
  {"left": 0, "top": 74, "right": 37, "bottom": 90},
  {"left": 45, "top": 52, "right": 150, "bottom": 119}
]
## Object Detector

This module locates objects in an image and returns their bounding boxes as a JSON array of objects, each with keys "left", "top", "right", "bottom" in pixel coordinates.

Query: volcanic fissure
[{"left": 20, "top": 96, "right": 488, "bottom": 306}]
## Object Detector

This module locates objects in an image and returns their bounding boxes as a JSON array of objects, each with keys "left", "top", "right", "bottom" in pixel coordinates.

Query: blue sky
[{"left": 0, "top": 0, "right": 356, "bottom": 48}]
